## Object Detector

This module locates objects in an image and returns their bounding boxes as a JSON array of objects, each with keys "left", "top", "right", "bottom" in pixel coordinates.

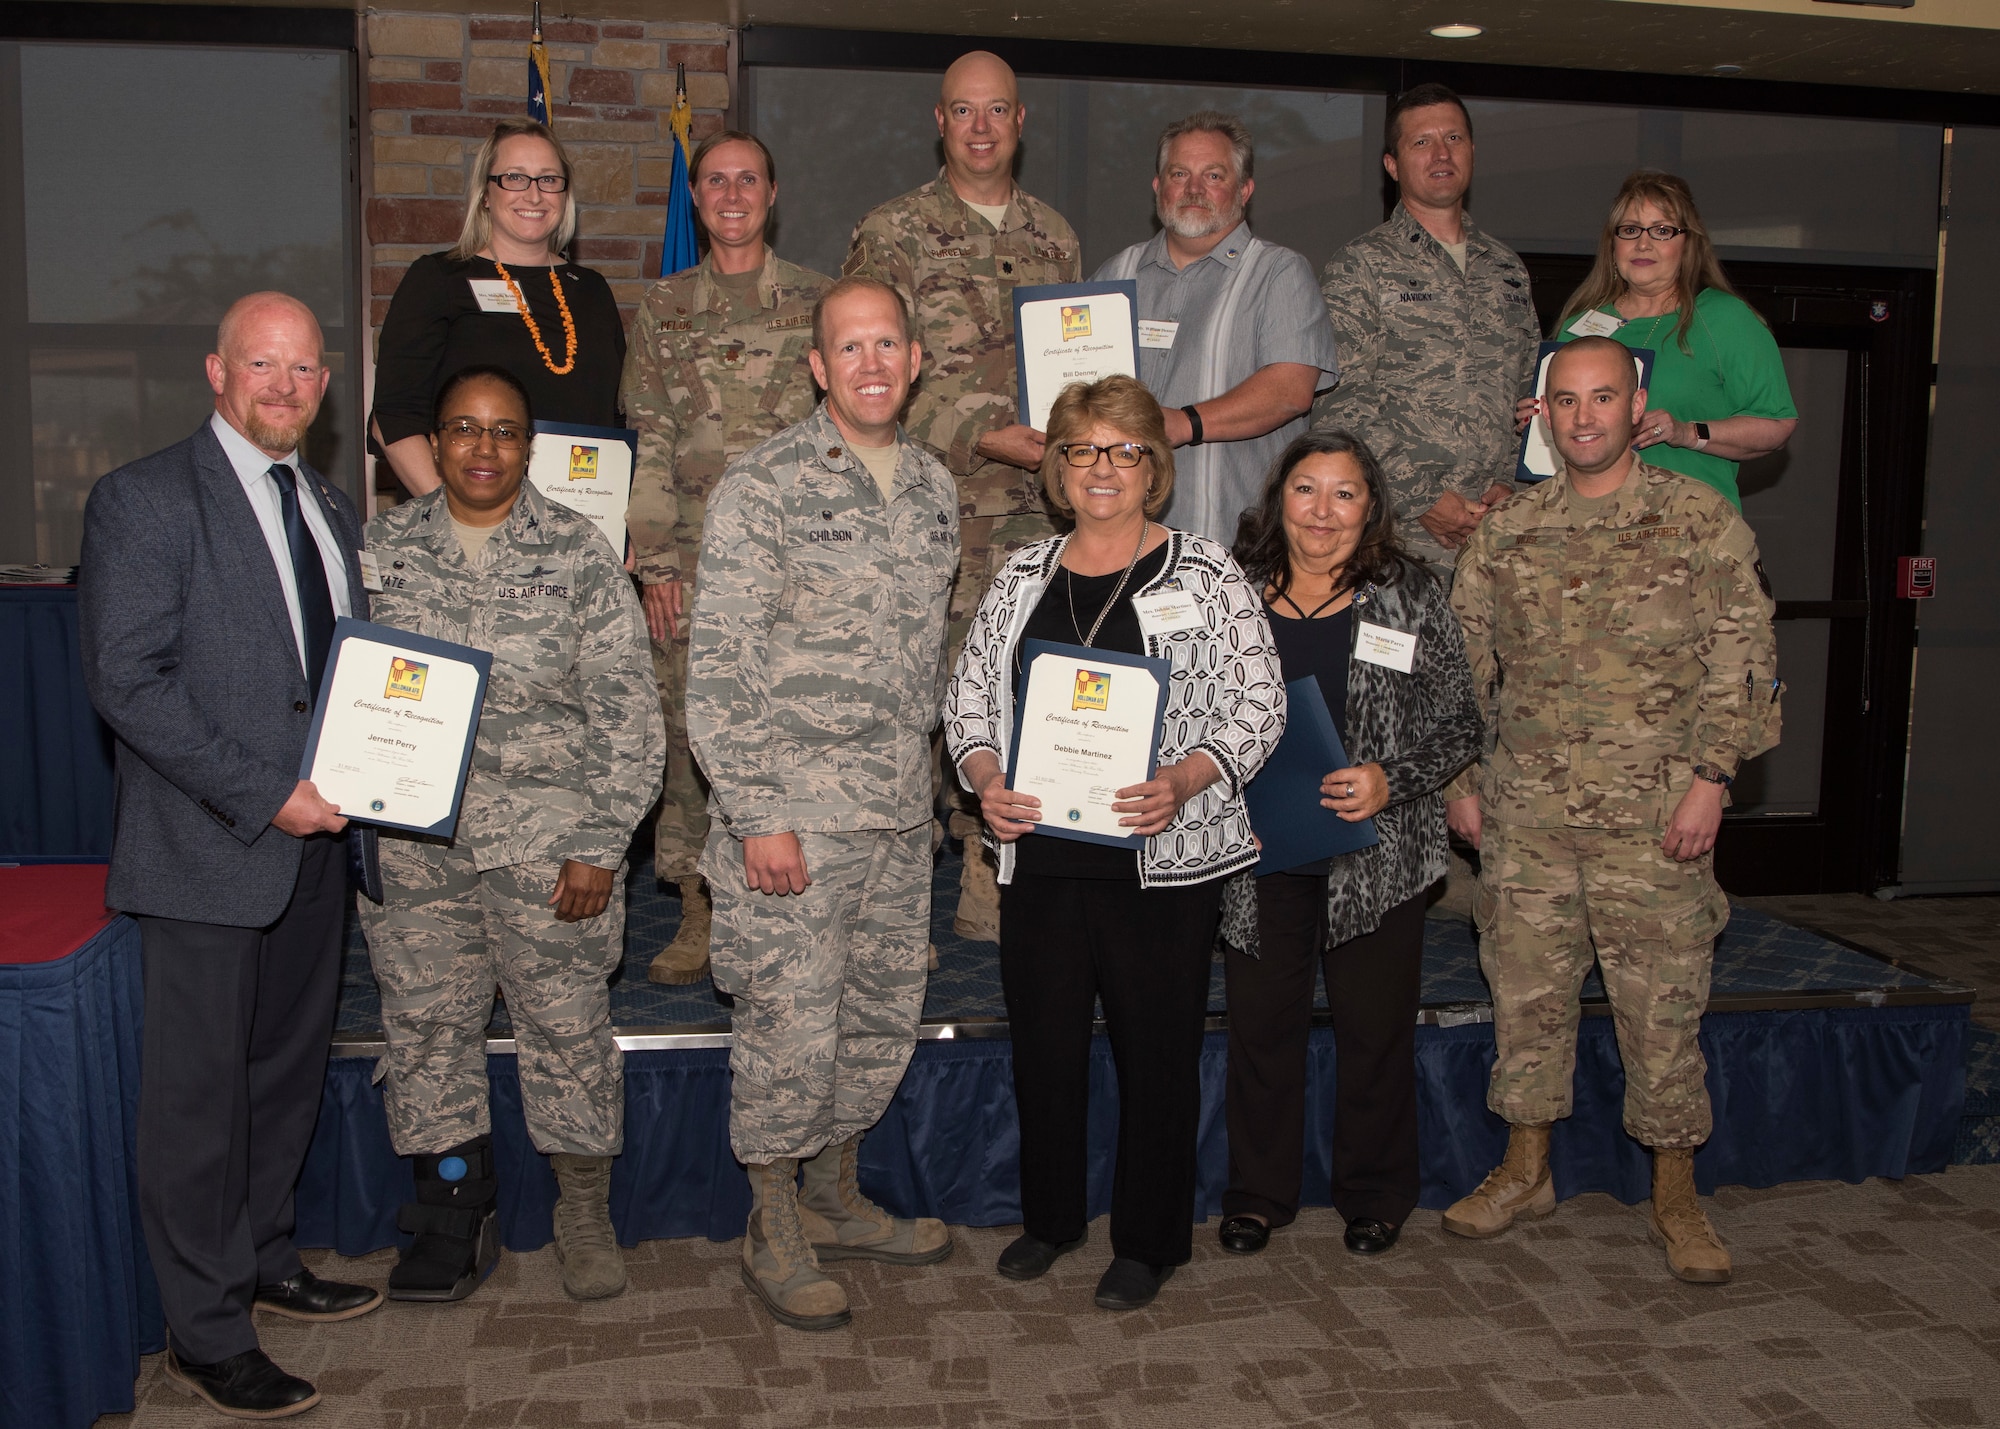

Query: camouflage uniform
[
  {"left": 621, "top": 251, "right": 832, "bottom": 880},
  {"left": 842, "top": 170, "right": 1081, "bottom": 666},
  {"left": 360, "top": 485, "right": 666, "bottom": 1156},
  {"left": 1449, "top": 461, "right": 1781, "bottom": 1148},
  {"left": 686, "top": 405, "right": 959, "bottom": 1162},
  {"left": 1315, "top": 203, "right": 1540, "bottom": 577}
]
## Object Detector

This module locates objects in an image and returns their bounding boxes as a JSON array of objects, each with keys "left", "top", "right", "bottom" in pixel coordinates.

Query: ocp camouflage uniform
[
  {"left": 1315, "top": 203, "right": 1540, "bottom": 576},
  {"left": 1449, "top": 461, "right": 1780, "bottom": 1148},
  {"left": 621, "top": 251, "right": 831, "bottom": 880},
  {"left": 361, "top": 484, "right": 666, "bottom": 1156},
  {"left": 687, "top": 405, "right": 958, "bottom": 1163},
  {"left": 842, "top": 171, "right": 1080, "bottom": 665}
]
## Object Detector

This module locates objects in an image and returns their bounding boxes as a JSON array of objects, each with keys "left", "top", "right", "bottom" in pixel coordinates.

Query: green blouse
[{"left": 1558, "top": 286, "right": 1796, "bottom": 508}]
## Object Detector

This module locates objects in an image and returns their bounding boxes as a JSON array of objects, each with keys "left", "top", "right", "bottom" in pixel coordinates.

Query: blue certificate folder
[
  {"left": 1245, "top": 677, "right": 1378, "bottom": 875},
  {"left": 1514, "top": 341, "right": 1657, "bottom": 484},
  {"left": 299, "top": 617, "right": 493, "bottom": 839},
  {"left": 1007, "top": 638, "right": 1171, "bottom": 850},
  {"left": 1011, "top": 280, "right": 1141, "bottom": 430}
]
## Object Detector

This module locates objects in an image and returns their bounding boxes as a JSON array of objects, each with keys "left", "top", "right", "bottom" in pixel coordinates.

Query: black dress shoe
[
  {"left": 1344, "top": 1217, "right": 1402, "bottom": 1256},
  {"left": 1094, "top": 1256, "right": 1175, "bottom": 1311},
  {"left": 255, "top": 1267, "right": 385, "bottom": 1321},
  {"left": 996, "top": 1229, "right": 1087, "bottom": 1281},
  {"left": 165, "top": 1348, "right": 321, "bottom": 1419},
  {"left": 1217, "top": 1214, "right": 1271, "bottom": 1256}
]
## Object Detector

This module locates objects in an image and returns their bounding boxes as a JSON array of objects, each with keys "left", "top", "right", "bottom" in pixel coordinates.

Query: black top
[
  {"left": 1013, "top": 542, "right": 1169, "bottom": 882},
  {"left": 373, "top": 251, "right": 626, "bottom": 447},
  {"left": 1264, "top": 597, "right": 1354, "bottom": 878}
]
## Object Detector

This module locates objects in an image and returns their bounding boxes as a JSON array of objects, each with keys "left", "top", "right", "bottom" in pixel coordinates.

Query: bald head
[
  {"left": 936, "top": 50, "right": 1024, "bottom": 201},
  {"left": 216, "top": 291, "right": 323, "bottom": 365},
  {"left": 1547, "top": 335, "right": 1637, "bottom": 398},
  {"left": 207, "top": 291, "right": 330, "bottom": 459},
  {"left": 1543, "top": 335, "right": 1647, "bottom": 480},
  {"left": 940, "top": 50, "right": 1017, "bottom": 106}
]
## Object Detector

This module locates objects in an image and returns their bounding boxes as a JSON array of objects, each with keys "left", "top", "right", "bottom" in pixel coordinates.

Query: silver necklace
[{"left": 1065, "top": 521, "right": 1150, "bottom": 648}]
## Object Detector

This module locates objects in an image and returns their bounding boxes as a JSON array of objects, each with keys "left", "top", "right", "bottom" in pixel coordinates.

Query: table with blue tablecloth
[{"left": 0, "top": 864, "right": 162, "bottom": 1429}]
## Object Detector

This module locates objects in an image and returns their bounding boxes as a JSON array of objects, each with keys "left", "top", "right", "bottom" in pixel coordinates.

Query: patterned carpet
[{"left": 109, "top": 1165, "right": 2000, "bottom": 1427}]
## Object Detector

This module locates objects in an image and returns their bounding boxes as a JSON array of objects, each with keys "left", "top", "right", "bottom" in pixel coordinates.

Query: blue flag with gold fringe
[
  {"left": 527, "top": 4, "right": 551, "bottom": 125},
  {"left": 660, "top": 67, "right": 699, "bottom": 277}
]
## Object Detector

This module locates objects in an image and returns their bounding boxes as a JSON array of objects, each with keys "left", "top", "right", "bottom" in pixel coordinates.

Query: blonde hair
[
  {"left": 1558, "top": 170, "right": 1751, "bottom": 354},
  {"left": 1040, "top": 375, "right": 1175, "bottom": 521},
  {"left": 449, "top": 119, "right": 577, "bottom": 261}
]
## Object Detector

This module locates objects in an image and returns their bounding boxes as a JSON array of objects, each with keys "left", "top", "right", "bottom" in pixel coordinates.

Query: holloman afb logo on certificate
[
  {"left": 385, "top": 656, "right": 428, "bottom": 701},
  {"left": 1072, "top": 669, "right": 1111, "bottom": 711},
  {"left": 1060, "top": 304, "right": 1092, "bottom": 341},
  {"left": 567, "top": 444, "right": 599, "bottom": 481}
]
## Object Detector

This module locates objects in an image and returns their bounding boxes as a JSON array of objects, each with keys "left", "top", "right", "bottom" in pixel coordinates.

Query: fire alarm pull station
[{"left": 1897, "top": 556, "right": 1936, "bottom": 599}]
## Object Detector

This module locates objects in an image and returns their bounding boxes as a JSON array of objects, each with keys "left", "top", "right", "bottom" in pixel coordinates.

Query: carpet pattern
[{"left": 109, "top": 1165, "right": 2000, "bottom": 1427}]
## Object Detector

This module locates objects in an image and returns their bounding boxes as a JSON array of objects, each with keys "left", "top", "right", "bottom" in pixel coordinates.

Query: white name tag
[
  {"left": 1131, "top": 589, "right": 1203, "bottom": 636},
  {"left": 468, "top": 279, "right": 522, "bottom": 314},
  {"left": 1137, "top": 319, "right": 1179, "bottom": 350},
  {"left": 1355, "top": 621, "right": 1417, "bottom": 673},
  {"left": 1567, "top": 309, "right": 1624, "bottom": 338},
  {"left": 357, "top": 551, "right": 385, "bottom": 593}
]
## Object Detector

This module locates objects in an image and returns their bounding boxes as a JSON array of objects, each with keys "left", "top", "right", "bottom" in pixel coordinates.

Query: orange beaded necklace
[{"left": 492, "top": 261, "right": 578, "bottom": 376}]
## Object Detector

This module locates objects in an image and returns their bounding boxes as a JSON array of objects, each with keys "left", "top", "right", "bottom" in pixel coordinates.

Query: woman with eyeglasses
[
  {"left": 360, "top": 365, "right": 664, "bottom": 1306},
  {"left": 1523, "top": 171, "right": 1796, "bottom": 509},
  {"left": 372, "top": 118, "right": 626, "bottom": 498},
  {"left": 944, "top": 374, "right": 1285, "bottom": 1312}
]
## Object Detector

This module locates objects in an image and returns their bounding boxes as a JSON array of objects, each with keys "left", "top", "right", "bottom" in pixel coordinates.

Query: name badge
[
  {"left": 468, "top": 279, "right": 522, "bottom": 314},
  {"left": 1567, "top": 310, "right": 1624, "bottom": 339},
  {"left": 1355, "top": 621, "right": 1417, "bottom": 673},
  {"left": 1131, "top": 589, "right": 1203, "bottom": 636},
  {"left": 357, "top": 551, "right": 385, "bottom": 593},
  {"left": 1138, "top": 319, "right": 1179, "bottom": 350}
]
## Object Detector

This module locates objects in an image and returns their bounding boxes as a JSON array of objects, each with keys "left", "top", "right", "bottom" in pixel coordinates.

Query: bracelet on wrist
[{"left": 1182, "top": 405, "right": 1204, "bottom": 446}]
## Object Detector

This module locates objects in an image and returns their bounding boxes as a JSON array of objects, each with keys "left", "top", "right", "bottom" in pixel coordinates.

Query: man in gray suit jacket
[{"left": 80, "top": 291, "right": 383, "bottom": 1420}]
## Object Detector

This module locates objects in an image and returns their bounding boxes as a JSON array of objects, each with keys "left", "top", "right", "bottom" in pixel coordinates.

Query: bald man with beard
[{"left": 843, "top": 50, "right": 1081, "bottom": 946}]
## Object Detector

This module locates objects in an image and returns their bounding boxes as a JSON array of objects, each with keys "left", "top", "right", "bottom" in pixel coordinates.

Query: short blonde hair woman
[{"left": 370, "top": 118, "right": 623, "bottom": 499}]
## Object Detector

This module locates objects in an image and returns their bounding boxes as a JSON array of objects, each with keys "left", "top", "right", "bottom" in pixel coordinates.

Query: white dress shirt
[{"left": 209, "top": 411, "right": 353, "bottom": 676}]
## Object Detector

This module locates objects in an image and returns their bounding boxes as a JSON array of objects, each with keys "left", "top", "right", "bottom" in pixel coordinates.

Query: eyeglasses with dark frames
[
  {"left": 438, "top": 419, "right": 529, "bottom": 448},
  {"left": 489, "top": 171, "right": 570, "bottom": 193},
  {"left": 1057, "top": 441, "right": 1153, "bottom": 469},
  {"left": 1614, "top": 222, "right": 1688, "bottom": 242}
]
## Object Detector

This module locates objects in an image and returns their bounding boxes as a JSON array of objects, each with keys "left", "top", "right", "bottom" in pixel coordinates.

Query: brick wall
[{"left": 364, "top": 10, "right": 731, "bottom": 331}]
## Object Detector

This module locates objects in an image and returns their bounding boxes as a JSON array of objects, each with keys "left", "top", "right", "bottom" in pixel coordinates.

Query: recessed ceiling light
[
  {"left": 1429, "top": 23, "right": 1484, "bottom": 39},
  {"left": 1712, "top": 62, "right": 1744, "bottom": 75}
]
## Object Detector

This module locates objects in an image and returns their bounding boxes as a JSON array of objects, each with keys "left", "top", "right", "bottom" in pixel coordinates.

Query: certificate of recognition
[
  {"left": 1516, "top": 340, "right": 1656, "bottom": 483},
  {"left": 528, "top": 421, "right": 638, "bottom": 557},
  {"left": 1006, "top": 639, "right": 1171, "bottom": 849},
  {"left": 300, "top": 618, "right": 493, "bottom": 838},
  {"left": 1012, "top": 281, "right": 1141, "bottom": 432}
]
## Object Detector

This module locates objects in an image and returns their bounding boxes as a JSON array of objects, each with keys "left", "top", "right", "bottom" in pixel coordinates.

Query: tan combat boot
[
  {"left": 647, "top": 877, "right": 711, "bottom": 985},
  {"left": 799, "top": 1136, "right": 954, "bottom": 1266},
  {"left": 1648, "top": 1147, "right": 1731, "bottom": 1283},
  {"left": 549, "top": 1153, "right": 627, "bottom": 1299},
  {"left": 951, "top": 812, "right": 1002, "bottom": 944},
  {"left": 742, "top": 1160, "right": 851, "bottom": 1330},
  {"left": 1442, "top": 1122, "right": 1556, "bottom": 1238}
]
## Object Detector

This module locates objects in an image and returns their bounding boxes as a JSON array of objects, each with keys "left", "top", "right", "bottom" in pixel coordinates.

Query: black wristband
[{"left": 1182, "top": 405, "right": 1204, "bottom": 446}]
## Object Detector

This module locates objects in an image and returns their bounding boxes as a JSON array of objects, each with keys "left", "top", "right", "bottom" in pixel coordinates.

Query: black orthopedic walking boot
[{"left": 388, "top": 1134, "right": 501, "bottom": 1302}]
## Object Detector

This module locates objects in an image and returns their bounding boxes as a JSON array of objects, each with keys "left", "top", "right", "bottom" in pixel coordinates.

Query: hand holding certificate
[
  {"left": 301, "top": 618, "right": 492, "bottom": 837},
  {"left": 1005, "top": 639, "right": 1171, "bottom": 848}
]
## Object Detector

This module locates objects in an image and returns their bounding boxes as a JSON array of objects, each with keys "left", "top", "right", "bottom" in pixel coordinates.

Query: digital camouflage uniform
[
  {"left": 687, "top": 405, "right": 959, "bottom": 1163},
  {"left": 1449, "top": 461, "right": 1780, "bottom": 1149},
  {"left": 842, "top": 170, "right": 1080, "bottom": 666},
  {"left": 621, "top": 251, "right": 831, "bottom": 881},
  {"left": 361, "top": 484, "right": 666, "bottom": 1156},
  {"left": 1315, "top": 203, "right": 1540, "bottom": 577}
]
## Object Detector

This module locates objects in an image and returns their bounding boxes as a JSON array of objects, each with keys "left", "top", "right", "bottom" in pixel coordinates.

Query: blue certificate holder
[
  {"left": 1515, "top": 340, "right": 1657, "bottom": 484},
  {"left": 1245, "top": 677, "right": 1378, "bottom": 875},
  {"left": 1007, "top": 638, "right": 1171, "bottom": 850},
  {"left": 1011, "top": 281, "right": 1141, "bottom": 433},
  {"left": 299, "top": 617, "right": 492, "bottom": 839}
]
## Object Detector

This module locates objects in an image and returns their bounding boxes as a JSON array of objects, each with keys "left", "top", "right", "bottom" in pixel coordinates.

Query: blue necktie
[{"left": 268, "top": 463, "right": 337, "bottom": 699}]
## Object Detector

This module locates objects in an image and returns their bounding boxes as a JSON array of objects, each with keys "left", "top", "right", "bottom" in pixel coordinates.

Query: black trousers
[
  {"left": 135, "top": 836, "right": 347, "bottom": 1364},
  {"left": 1223, "top": 879, "right": 1425, "bottom": 1228},
  {"left": 999, "top": 870, "right": 1222, "bottom": 1268}
]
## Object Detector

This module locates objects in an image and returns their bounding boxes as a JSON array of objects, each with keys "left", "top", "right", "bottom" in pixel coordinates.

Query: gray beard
[{"left": 1157, "top": 200, "right": 1241, "bottom": 242}]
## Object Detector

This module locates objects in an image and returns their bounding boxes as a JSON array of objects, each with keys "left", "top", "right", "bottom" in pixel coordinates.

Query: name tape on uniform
[{"left": 1355, "top": 621, "right": 1418, "bottom": 673}]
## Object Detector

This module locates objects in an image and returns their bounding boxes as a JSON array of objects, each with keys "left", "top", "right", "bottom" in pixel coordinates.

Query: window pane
[{"left": 21, "top": 44, "right": 348, "bottom": 327}]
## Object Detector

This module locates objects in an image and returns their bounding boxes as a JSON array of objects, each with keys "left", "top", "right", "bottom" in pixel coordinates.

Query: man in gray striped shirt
[{"left": 1094, "top": 111, "right": 1340, "bottom": 548}]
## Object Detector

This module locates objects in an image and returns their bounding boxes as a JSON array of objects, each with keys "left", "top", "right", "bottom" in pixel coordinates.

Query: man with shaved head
[
  {"left": 80, "top": 291, "right": 379, "bottom": 1417},
  {"left": 1440, "top": 335, "right": 1780, "bottom": 1285},
  {"left": 844, "top": 49, "right": 1080, "bottom": 945}
]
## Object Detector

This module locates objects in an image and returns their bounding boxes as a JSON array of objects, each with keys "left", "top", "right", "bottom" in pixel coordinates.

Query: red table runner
[{"left": 0, "top": 864, "right": 114, "bottom": 963}]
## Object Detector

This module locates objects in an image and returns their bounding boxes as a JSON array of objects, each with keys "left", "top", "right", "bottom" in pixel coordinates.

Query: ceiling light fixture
[
  {"left": 1429, "top": 23, "right": 1484, "bottom": 39},
  {"left": 1712, "top": 63, "right": 1744, "bottom": 75}
]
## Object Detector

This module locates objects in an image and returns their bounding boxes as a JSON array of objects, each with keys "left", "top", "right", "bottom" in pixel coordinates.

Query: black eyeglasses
[
  {"left": 1615, "top": 223, "right": 1687, "bottom": 242},
  {"left": 1057, "top": 441, "right": 1153, "bottom": 468},
  {"left": 489, "top": 171, "right": 569, "bottom": 193},
  {"left": 438, "top": 419, "right": 529, "bottom": 448}
]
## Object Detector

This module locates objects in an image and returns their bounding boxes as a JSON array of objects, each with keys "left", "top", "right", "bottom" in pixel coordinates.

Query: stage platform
[{"left": 300, "top": 844, "right": 1980, "bottom": 1258}]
